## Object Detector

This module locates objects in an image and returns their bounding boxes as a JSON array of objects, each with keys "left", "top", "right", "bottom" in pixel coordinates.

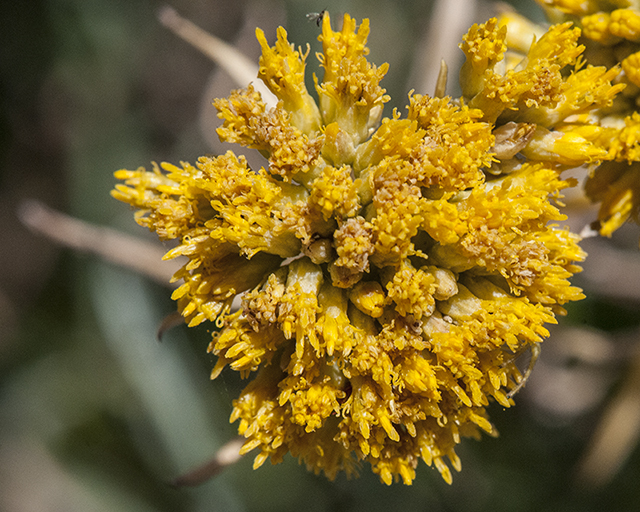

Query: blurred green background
[{"left": 2, "top": 0, "right": 640, "bottom": 510}]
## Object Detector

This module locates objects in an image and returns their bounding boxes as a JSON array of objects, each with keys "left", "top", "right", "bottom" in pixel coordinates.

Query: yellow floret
[
  {"left": 331, "top": 216, "right": 375, "bottom": 287},
  {"left": 256, "top": 27, "right": 322, "bottom": 133},
  {"left": 459, "top": 18, "right": 508, "bottom": 98},
  {"left": 347, "top": 281, "right": 386, "bottom": 317},
  {"left": 514, "top": 65, "right": 624, "bottom": 127},
  {"left": 586, "top": 161, "right": 640, "bottom": 236},
  {"left": 603, "top": 112, "right": 640, "bottom": 162},
  {"left": 623, "top": 50, "right": 640, "bottom": 86},
  {"left": 609, "top": 9, "right": 640, "bottom": 42},
  {"left": 384, "top": 261, "right": 437, "bottom": 318},
  {"left": 316, "top": 12, "right": 390, "bottom": 145},
  {"left": 521, "top": 126, "right": 608, "bottom": 165},
  {"left": 309, "top": 164, "right": 360, "bottom": 220},
  {"left": 215, "top": 88, "right": 324, "bottom": 183},
  {"left": 582, "top": 12, "right": 620, "bottom": 44}
]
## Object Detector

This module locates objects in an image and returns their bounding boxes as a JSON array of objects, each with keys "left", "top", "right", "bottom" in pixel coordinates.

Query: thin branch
[
  {"left": 410, "top": 0, "right": 477, "bottom": 95},
  {"left": 574, "top": 343, "right": 640, "bottom": 488},
  {"left": 18, "top": 199, "right": 181, "bottom": 286},
  {"left": 158, "top": 5, "right": 277, "bottom": 108},
  {"left": 170, "top": 437, "right": 245, "bottom": 487}
]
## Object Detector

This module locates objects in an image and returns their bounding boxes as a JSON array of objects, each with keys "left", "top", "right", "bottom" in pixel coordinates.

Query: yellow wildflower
[
  {"left": 113, "top": 13, "right": 592, "bottom": 485},
  {"left": 515, "top": 2, "right": 640, "bottom": 243}
]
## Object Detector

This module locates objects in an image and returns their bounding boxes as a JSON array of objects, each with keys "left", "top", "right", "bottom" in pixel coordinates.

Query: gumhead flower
[
  {"left": 504, "top": 1, "right": 640, "bottom": 243},
  {"left": 113, "top": 13, "right": 589, "bottom": 485}
]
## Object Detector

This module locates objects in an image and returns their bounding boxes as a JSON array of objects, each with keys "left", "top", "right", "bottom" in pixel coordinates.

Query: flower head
[{"left": 113, "top": 13, "right": 593, "bottom": 484}]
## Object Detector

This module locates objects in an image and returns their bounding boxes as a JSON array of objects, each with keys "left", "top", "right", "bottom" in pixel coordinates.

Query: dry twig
[{"left": 18, "top": 199, "right": 180, "bottom": 286}]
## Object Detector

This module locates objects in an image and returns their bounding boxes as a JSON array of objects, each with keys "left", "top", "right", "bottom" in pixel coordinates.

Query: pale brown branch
[
  {"left": 170, "top": 437, "right": 244, "bottom": 487},
  {"left": 18, "top": 199, "right": 181, "bottom": 286},
  {"left": 157, "top": 5, "right": 277, "bottom": 107},
  {"left": 410, "top": 0, "right": 477, "bottom": 95},
  {"left": 575, "top": 343, "right": 640, "bottom": 488}
]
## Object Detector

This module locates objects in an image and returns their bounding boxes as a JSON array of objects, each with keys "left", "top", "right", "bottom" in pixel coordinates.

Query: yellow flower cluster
[
  {"left": 505, "top": 1, "right": 640, "bottom": 240},
  {"left": 113, "top": 13, "right": 601, "bottom": 484}
]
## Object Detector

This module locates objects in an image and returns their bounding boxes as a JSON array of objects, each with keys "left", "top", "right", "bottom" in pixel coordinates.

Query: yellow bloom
[
  {"left": 522, "top": 1, "right": 640, "bottom": 243},
  {"left": 113, "top": 13, "right": 592, "bottom": 485}
]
